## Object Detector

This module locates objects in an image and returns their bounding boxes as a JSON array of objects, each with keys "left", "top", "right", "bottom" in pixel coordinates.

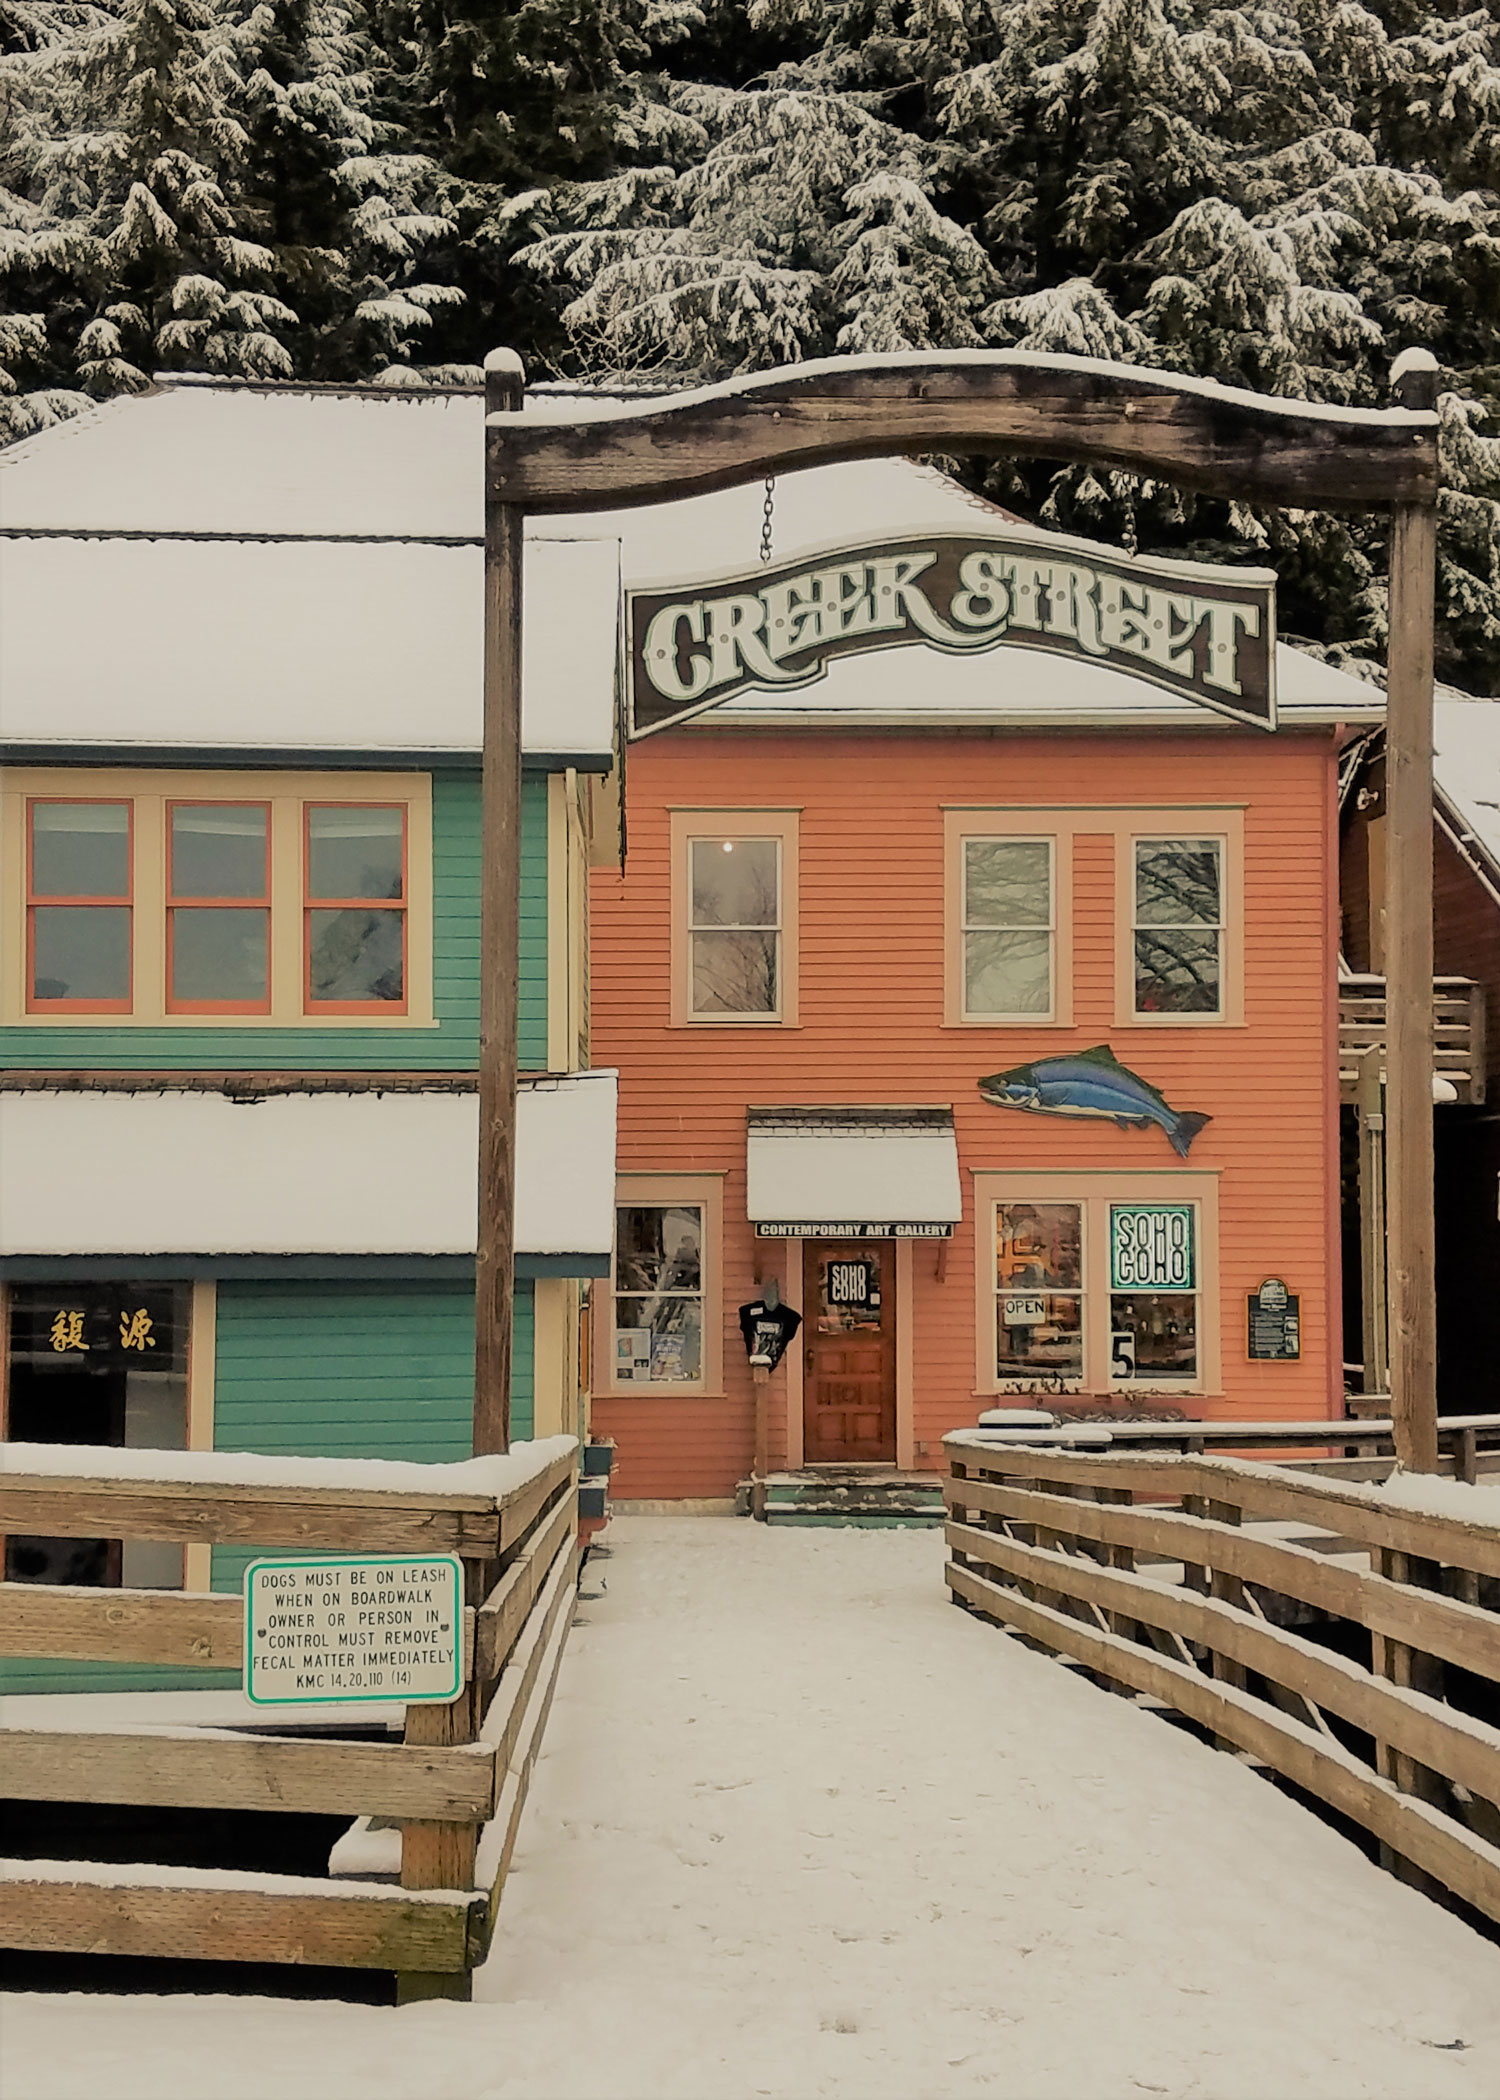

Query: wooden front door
[{"left": 802, "top": 1242, "right": 896, "bottom": 1464}]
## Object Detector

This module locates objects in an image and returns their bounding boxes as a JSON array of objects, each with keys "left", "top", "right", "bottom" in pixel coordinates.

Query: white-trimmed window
[
  {"left": 670, "top": 810, "right": 799, "bottom": 1026},
  {"left": 1132, "top": 837, "right": 1224, "bottom": 1017},
  {"left": 607, "top": 1175, "right": 723, "bottom": 1394},
  {"left": 976, "top": 1173, "right": 1218, "bottom": 1396},
  {"left": 962, "top": 837, "right": 1054, "bottom": 1019}
]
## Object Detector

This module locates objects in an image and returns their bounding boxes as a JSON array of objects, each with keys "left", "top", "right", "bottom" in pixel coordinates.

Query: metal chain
[{"left": 759, "top": 476, "right": 776, "bottom": 565}]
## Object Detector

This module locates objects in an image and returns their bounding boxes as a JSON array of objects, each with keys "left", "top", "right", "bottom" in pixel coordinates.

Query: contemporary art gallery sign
[{"left": 629, "top": 534, "right": 1277, "bottom": 735}]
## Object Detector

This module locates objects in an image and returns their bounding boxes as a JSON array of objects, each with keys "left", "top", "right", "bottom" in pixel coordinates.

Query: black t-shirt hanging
[{"left": 738, "top": 1299, "right": 802, "bottom": 1369}]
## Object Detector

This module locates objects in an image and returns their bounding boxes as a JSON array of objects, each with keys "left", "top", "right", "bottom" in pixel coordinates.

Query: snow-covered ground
[{"left": 9, "top": 1513, "right": 1500, "bottom": 2100}]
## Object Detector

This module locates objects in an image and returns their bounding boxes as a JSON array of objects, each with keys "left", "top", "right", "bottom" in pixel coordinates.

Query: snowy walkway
[{"left": 11, "top": 1513, "right": 1500, "bottom": 2100}]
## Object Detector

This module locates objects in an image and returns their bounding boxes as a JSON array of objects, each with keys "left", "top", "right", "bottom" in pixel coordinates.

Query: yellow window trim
[
  {"left": 971, "top": 1168, "right": 1222, "bottom": 1400},
  {"left": 1, "top": 766, "right": 435, "bottom": 1027},
  {"left": 605, "top": 1173, "right": 724, "bottom": 1397}
]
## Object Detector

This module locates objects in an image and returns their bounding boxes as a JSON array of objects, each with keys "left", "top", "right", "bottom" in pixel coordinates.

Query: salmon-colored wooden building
[{"left": 586, "top": 459, "right": 1384, "bottom": 1502}]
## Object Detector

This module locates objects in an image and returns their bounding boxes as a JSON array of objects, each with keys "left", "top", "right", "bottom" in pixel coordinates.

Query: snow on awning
[
  {"left": 745, "top": 1107, "right": 961, "bottom": 1239},
  {"left": 0, "top": 1072, "right": 617, "bottom": 1274}
]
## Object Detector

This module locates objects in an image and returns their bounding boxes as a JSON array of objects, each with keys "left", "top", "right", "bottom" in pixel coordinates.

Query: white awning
[
  {"left": 745, "top": 1107, "right": 961, "bottom": 1238},
  {"left": 0, "top": 1071, "right": 617, "bottom": 1273}
]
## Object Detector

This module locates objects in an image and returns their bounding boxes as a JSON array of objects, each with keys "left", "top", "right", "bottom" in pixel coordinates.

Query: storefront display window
[
  {"left": 985, "top": 1185, "right": 1211, "bottom": 1394},
  {"left": 3, "top": 1282, "right": 191, "bottom": 1588},
  {"left": 614, "top": 1204, "right": 704, "bottom": 1384},
  {"left": 995, "top": 1201, "right": 1082, "bottom": 1380},
  {"left": 1133, "top": 838, "right": 1223, "bottom": 1015},
  {"left": 963, "top": 839, "right": 1053, "bottom": 1018}
]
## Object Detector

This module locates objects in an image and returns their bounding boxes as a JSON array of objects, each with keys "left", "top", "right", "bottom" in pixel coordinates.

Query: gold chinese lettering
[
  {"left": 119, "top": 1308, "right": 156, "bottom": 1351},
  {"left": 49, "top": 1310, "right": 89, "bottom": 1353}
]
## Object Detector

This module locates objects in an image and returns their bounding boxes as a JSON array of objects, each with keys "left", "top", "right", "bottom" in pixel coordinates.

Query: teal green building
[{"left": 0, "top": 379, "right": 620, "bottom": 1693}]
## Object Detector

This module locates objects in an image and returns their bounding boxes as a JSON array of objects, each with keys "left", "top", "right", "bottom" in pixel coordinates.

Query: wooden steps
[{"left": 758, "top": 1469, "right": 945, "bottom": 1528}]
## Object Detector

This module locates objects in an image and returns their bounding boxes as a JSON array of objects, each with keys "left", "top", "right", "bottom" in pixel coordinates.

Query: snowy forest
[{"left": 3, "top": 0, "right": 1500, "bottom": 685}]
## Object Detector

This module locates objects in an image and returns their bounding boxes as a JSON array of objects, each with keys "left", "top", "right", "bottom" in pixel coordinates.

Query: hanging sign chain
[{"left": 760, "top": 476, "right": 776, "bottom": 565}]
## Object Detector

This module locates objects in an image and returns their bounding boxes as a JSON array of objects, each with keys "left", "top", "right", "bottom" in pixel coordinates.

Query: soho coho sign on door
[{"left": 629, "top": 533, "right": 1277, "bottom": 736}]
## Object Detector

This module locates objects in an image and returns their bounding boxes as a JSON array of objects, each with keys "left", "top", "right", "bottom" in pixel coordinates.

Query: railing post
[
  {"left": 1356, "top": 1046, "right": 1390, "bottom": 1399},
  {"left": 397, "top": 1555, "right": 485, "bottom": 2004}
]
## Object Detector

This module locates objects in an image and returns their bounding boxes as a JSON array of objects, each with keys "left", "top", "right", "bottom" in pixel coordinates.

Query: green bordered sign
[
  {"left": 243, "top": 1554, "right": 463, "bottom": 1707},
  {"left": 1110, "top": 1204, "right": 1196, "bottom": 1291}
]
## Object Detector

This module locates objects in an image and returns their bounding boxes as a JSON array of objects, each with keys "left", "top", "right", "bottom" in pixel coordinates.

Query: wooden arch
[{"left": 473, "top": 348, "right": 1441, "bottom": 1472}]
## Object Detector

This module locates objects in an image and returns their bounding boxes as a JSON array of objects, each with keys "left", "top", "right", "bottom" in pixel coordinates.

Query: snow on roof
[
  {"left": 0, "top": 534, "right": 619, "bottom": 762},
  {"left": 0, "top": 1071, "right": 618, "bottom": 1265},
  {"left": 1434, "top": 692, "right": 1500, "bottom": 880},
  {"left": 0, "top": 378, "right": 1380, "bottom": 739}
]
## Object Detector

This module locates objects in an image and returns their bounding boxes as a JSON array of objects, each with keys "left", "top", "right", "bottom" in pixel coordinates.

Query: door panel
[{"left": 802, "top": 1243, "right": 896, "bottom": 1463}]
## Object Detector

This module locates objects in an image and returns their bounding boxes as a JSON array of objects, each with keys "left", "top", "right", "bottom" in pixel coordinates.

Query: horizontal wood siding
[
  {"left": 0, "top": 772, "right": 549, "bottom": 1072},
  {"left": 0, "top": 1279, "right": 534, "bottom": 1693},
  {"left": 592, "top": 729, "right": 1341, "bottom": 1498}
]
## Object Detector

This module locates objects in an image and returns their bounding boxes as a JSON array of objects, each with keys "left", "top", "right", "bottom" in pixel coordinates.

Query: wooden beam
[
  {"left": 946, "top": 1559, "right": 1500, "bottom": 1925},
  {"left": 498, "top": 1449, "right": 577, "bottom": 1556},
  {"left": 1, "top": 1864, "right": 481, "bottom": 1972},
  {"left": 0, "top": 1477, "right": 501, "bottom": 1558},
  {"left": 474, "top": 348, "right": 526, "bottom": 1459},
  {"left": 1385, "top": 350, "right": 1441, "bottom": 1473},
  {"left": 485, "top": 354, "right": 1439, "bottom": 514},
  {"left": 478, "top": 1535, "right": 579, "bottom": 1776},
  {"left": 1, "top": 1726, "right": 496, "bottom": 1821},
  {"left": 0, "top": 1581, "right": 242, "bottom": 1667},
  {"left": 1356, "top": 1046, "right": 1390, "bottom": 1397},
  {"left": 943, "top": 1481, "right": 1500, "bottom": 1684}
]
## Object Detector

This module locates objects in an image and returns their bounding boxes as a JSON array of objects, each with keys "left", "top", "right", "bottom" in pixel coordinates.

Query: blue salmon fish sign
[{"left": 978, "top": 1045, "right": 1212, "bottom": 1157}]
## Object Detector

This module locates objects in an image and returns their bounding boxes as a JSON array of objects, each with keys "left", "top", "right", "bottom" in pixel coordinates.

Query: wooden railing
[
  {"left": 1338, "top": 973, "right": 1486, "bottom": 1103},
  {"left": 945, "top": 1434, "right": 1500, "bottom": 1923},
  {"left": 969, "top": 1413, "right": 1500, "bottom": 1484},
  {"left": 0, "top": 1439, "right": 579, "bottom": 2000}
]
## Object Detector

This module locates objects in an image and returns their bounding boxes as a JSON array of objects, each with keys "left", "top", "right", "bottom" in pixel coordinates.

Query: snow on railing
[{"left": 945, "top": 1436, "right": 1500, "bottom": 1924}]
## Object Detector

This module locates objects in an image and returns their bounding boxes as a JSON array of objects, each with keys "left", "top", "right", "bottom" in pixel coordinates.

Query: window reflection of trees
[
  {"left": 691, "top": 839, "right": 779, "bottom": 1015},
  {"left": 615, "top": 1205, "right": 704, "bottom": 1381},
  {"left": 1134, "top": 840, "right": 1222, "bottom": 1013},
  {"left": 964, "top": 839, "right": 1052, "bottom": 1015}
]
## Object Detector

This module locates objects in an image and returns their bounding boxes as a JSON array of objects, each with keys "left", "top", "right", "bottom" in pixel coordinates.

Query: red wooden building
[{"left": 585, "top": 458, "right": 1384, "bottom": 1502}]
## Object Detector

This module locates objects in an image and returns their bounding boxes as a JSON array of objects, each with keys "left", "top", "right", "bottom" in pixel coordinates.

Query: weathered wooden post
[
  {"left": 474, "top": 347, "right": 527, "bottom": 1457},
  {"left": 1385, "top": 348, "right": 1441, "bottom": 1473}
]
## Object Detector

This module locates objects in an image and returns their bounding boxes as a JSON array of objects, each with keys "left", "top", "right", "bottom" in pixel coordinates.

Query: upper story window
[
  {"left": 1131, "top": 836, "right": 1226, "bottom": 1018},
  {"left": 962, "top": 837, "right": 1054, "bottom": 1020},
  {"left": 306, "top": 804, "right": 407, "bottom": 1012},
  {"left": 168, "top": 803, "right": 271, "bottom": 1013},
  {"left": 5, "top": 769, "right": 432, "bottom": 1027},
  {"left": 670, "top": 809, "right": 800, "bottom": 1027},
  {"left": 27, "top": 800, "right": 134, "bottom": 1012}
]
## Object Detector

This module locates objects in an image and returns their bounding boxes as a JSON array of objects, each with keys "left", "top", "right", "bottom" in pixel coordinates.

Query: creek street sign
[
  {"left": 629, "top": 533, "right": 1277, "bottom": 736},
  {"left": 244, "top": 1554, "right": 464, "bottom": 1706}
]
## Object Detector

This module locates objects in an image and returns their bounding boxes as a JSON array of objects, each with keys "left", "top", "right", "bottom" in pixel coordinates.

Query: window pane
[
  {"left": 690, "top": 838, "right": 777, "bottom": 928},
  {"left": 996, "top": 1202, "right": 1081, "bottom": 1290},
  {"left": 308, "top": 908, "right": 404, "bottom": 1002},
  {"left": 31, "top": 906, "right": 130, "bottom": 1001},
  {"left": 307, "top": 806, "right": 404, "bottom": 901},
  {"left": 1134, "top": 929, "right": 1221, "bottom": 1013},
  {"left": 1135, "top": 840, "right": 1220, "bottom": 928},
  {"left": 171, "top": 805, "right": 267, "bottom": 899},
  {"left": 31, "top": 803, "right": 129, "bottom": 898},
  {"left": 616, "top": 1206, "right": 702, "bottom": 1294},
  {"left": 171, "top": 908, "right": 269, "bottom": 1004},
  {"left": 964, "top": 839, "right": 1049, "bottom": 927},
  {"left": 692, "top": 929, "right": 777, "bottom": 1015},
  {"left": 1110, "top": 1293, "right": 1198, "bottom": 1380},
  {"left": 614, "top": 1300, "right": 703, "bottom": 1383},
  {"left": 965, "top": 929, "right": 1050, "bottom": 1015},
  {"left": 997, "top": 1293, "right": 1082, "bottom": 1379}
]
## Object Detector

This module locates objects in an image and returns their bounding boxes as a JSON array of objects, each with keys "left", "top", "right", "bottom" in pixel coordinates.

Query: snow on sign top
[{"left": 629, "top": 529, "right": 1278, "bottom": 735}]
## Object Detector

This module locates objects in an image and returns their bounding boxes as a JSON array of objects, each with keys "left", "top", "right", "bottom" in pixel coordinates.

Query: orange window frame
[
  {"left": 166, "top": 799, "right": 273, "bottom": 1015},
  {"left": 302, "top": 801, "right": 409, "bottom": 1016},
  {"left": 25, "top": 796, "right": 134, "bottom": 1014}
]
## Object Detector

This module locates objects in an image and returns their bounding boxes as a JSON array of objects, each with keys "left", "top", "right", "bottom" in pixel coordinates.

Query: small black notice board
[{"left": 1247, "top": 1278, "right": 1300, "bottom": 1361}]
